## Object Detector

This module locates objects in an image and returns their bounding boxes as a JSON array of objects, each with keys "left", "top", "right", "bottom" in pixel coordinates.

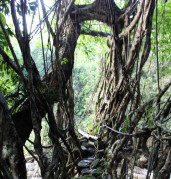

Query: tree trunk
[
  {"left": 0, "top": 90, "right": 27, "bottom": 179},
  {"left": 0, "top": 0, "right": 170, "bottom": 178},
  {"left": 157, "top": 149, "right": 171, "bottom": 179}
]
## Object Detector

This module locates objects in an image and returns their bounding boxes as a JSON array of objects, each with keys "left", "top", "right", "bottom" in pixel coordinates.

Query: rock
[
  {"left": 81, "top": 145, "right": 87, "bottom": 151},
  {"left": 78, "top": 160, "right": 92, "bottom": 168},
  {"left": 139, "top": 155, "right": 147, "bottom": 163},
  {"left": 133, "top": 166, "right": 154, "bottom": 179},
  {"left": 137, "top": 154, "right": 148, "bottom": 168},
  {"left": 74, "top": 145, "right": 93, "bottom": 158},
  {"left": 84, "top": 156, "right": 95, "bottom": 162},
  {"left": 81, "top": 168, "right": 91, "bottom": 175},
  {"left": 91, "top": 159, "right": 101, "bottom": 169}
]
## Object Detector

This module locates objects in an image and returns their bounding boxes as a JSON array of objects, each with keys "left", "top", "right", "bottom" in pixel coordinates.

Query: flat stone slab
[
  {"left": 81, "top": 168, "right": 91, "bottom": 175},
  {"left": 78, "top": 160, "right": 92, "bottom": 168},
  {"left": 83, "top": 156, "right": 95, "bottom": 162}
]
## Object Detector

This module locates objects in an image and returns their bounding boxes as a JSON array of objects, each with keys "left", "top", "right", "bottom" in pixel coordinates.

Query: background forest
[{"left": 0, "top": 0, "right": 171, "bottom": 178}]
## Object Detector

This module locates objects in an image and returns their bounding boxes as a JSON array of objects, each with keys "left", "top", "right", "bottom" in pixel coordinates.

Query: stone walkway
[{"left": 25, "top": 137, "right": 171, "bottom": 179}]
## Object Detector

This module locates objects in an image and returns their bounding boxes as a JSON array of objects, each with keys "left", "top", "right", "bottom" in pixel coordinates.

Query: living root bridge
[
  {"left": 94, "top": 0, "right": 171, "bottom": 178},
  {"left": 0, "top": 0, "right": 170, "bottom": 178}
]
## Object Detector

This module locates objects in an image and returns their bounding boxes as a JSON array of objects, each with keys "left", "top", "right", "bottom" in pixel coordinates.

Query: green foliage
[
  {"left": 73, "top": 61, "right": 98, "bottom": 119},
  {"left": 73, "top": 19, "right": 110, "bottom": 132},
  {"left": 0, "top": 0, "right": 10, "bottom": 15},
  {"left": 15, "top": 0, "right": 38, "bottom": 16},
  {"left": 75, "top": 0, "right": 94, "bottom": 4},
  {"left": 93, "top": 126, "right": 99, "bottom": 136},
  {"left": 0, "top": 60, "right": 24, "bottom": 107},
  {"left": 148, "top": 120, "right": 154, "bottom": 128},
  {"left": 30, "top": 42, "right": 51, "bottom": 76},
  {"left": 125, "top": 116, "right": 129, "bottom": 128},
  {"left": 0, "top": 12, "right": 6, "bottom": 26},
  {"left": 0, "top": 12, "right": 8, "bottom": 48},
  {"left": 25, "top": 119, "right": 52, "bottom": 157},
  {"left": 151, "top": 1, "right": 171, "bottom": 75},
  {"left": 28, "top": 1, "right": 38, "bottom": 12},
  {"left": 115, "top": 0, "right": 129, "bottom": 9},
  {"left": 140, "top": 1, "right": 171, "bottom": 108},
  {"left": 61, "top": 57, "right": 68, "bottom": 65},
  {"left": 74, "top": 33, "right": 108, "bottom": 131}
]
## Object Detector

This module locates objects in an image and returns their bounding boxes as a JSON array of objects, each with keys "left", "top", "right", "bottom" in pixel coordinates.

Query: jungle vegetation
[{"left": 0, "top": 0, "right": 170, "bottom": 178}]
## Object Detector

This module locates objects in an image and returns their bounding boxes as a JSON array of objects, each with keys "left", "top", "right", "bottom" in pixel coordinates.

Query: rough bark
[
  {"left": 1, "top": 0, "right": 170, "bottom": 178},
  {"left": 0, "top": 90, "right": 27, "bottom": 179},
  {"left": 157, "top": 149, "right": 171, "bottom": 179}
]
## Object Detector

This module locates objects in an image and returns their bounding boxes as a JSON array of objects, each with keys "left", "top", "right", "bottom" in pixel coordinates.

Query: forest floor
[
  {"left": 25, "top": 131, "right": 171, "bottom": 179},
  {"left": 26, "top": 160, "right": 155, "bottom": 179}
]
